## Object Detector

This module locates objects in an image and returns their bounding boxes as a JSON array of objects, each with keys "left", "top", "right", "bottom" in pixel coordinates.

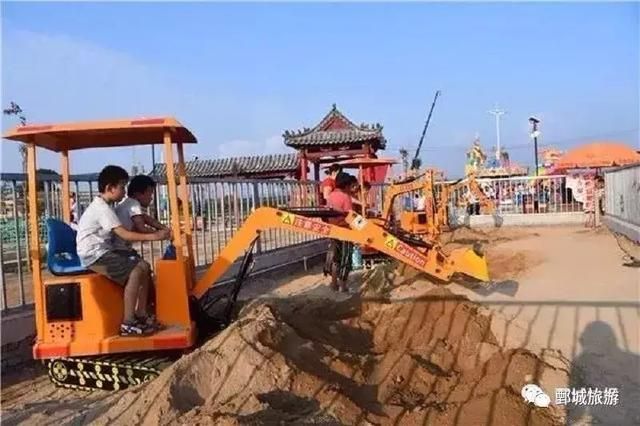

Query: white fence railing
[
  {"left": 0, "top": 172, "right": 608, "bottom": 312},
  {"left": 0, "top": 175, "right": 322, "bottom": 311},
  {"left": 372, "top": 175, "right": 584, "bottom": 220},
  {"left": 605, "top": 164, "right": 640, "bottom": 227}
]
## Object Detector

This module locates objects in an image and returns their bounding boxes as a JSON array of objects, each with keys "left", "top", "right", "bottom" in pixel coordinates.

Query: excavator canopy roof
[{"left": 2, "top": 117, "right": 197, "bottom": 152}]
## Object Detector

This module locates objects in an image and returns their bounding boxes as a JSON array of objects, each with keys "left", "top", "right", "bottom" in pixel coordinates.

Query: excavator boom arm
[
  {"left": 192, "top": 207, "right": 488, "bottom": 300},
  {"left": 448, "top": 175, "right": 496, "bottom": 214},
  {"left": 467, "top": 178, "right": 495, "bottom": 214}
]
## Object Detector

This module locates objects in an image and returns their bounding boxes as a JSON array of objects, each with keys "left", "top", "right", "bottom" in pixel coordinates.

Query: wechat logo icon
[{"left": 521, "top": 383, "right": 551, "bottom": 408}]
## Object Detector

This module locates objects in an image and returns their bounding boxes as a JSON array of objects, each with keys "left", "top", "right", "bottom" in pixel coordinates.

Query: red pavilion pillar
[
  {"left": 364, "top": 143, "right": 375, "bottom": 182},
  {"left": 299, "top": 150, "right": 308, "bottom": 181}
]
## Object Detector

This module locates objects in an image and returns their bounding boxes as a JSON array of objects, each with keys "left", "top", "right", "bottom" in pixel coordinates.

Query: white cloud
[
  {"left": 215, "top": 134, "right": 293, "bottom": 158},
  {"left": 1, "top": 28, "right": 292, "bottom": 173}
]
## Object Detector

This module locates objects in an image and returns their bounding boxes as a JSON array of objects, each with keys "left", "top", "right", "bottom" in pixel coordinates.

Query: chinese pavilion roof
[
  {"left": 151, "top": 153, "right": 298, "bottom": 179},
  {"left": 283, "top": 104, "right": 386, "bottom": 149}
]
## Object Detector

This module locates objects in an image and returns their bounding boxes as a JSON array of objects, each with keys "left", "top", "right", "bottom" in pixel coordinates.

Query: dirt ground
[{"left": 2, "top": 225, "right": 638, "bottom": 425}]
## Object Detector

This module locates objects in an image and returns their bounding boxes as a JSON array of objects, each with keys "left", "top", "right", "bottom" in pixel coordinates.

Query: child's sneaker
[
  {"left": 120, "top": 321, "right": 152, "bottom": 336},
  {"left": 135, "top": 314, "right": 165, "bottom": 332}
]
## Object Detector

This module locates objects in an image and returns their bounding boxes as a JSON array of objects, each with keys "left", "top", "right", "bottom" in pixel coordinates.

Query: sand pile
[{"left": 79, "top": 285, "right": 568, "bottom": 426}]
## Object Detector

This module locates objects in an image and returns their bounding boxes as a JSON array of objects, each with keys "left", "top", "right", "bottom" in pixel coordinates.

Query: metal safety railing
[
  {"left": 0, "top": 175, "right": 321, "bottom": 311},
  {"left": 0, "top": 172, "right": 597, "bottom": 312},
  {"left": 448, "top": 175, "right": 583, "bottom": 216},
  {"left": 371, "top": 175, "right": 584, "bottom": 219},
  {"left": 604, "top": 164, "right": 640, "bottom": 227}
]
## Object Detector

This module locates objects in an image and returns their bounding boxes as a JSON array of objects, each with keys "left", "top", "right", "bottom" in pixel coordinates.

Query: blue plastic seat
[
  {"left": 163, "top": 244, "right": 177, "bottom": 260},
  {"left": 46, "top": 218, "right": 89, "bottom": 276}
]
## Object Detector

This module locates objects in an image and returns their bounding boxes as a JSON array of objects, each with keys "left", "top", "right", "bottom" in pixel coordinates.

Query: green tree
[{"left": 3, "top": 102, "right": 28, "bottom": 174}]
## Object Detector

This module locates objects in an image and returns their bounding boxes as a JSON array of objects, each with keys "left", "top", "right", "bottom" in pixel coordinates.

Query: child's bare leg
[
  {"left": 135, "top": 261, "right": 152, "bottom": 318},
  {"left": 330, "top": 263, "right": 339, "bottom": 290},
  {"left": 339, "top": 271, "right": 349, "bottom": 292},
  {"left": 147, "top": 274, "right": 157, "bottom": 314},
  {"left": 124, "top": 262, "right": 149, "bottom": 323},
  {"left": 123, "top": 275, "right": 141, "bottom": 324}
]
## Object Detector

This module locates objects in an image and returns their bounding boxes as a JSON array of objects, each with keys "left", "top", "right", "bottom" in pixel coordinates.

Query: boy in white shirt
[{"left": 76, "top": 165, "right": 170, "bottom": 336}]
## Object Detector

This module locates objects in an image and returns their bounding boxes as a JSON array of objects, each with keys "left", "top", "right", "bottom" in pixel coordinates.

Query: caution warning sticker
[
  {"left": 281, "top": 213, "right": 293, "bottom": 225},
  {"left": 351, "top": 216, "right": 367, "bottom": 230},
  {"left": 382, "top": 235, "right": 427, "bottom": 267},
  {"left": 394, "top": 241, "right": 427, "bottom": 267},
  {"left": 384, "top": 236, "right": 397, "bottom": 249}
]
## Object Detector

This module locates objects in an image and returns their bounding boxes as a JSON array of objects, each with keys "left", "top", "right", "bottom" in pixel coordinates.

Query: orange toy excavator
[
  {"left": 3, "top": 118, "right": 489, "bottom": 392},
  {"left": 380, "top": 171, "right": 497, "bottom": 240}
]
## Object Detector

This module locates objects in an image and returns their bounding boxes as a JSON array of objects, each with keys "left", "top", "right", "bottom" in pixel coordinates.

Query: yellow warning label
[
  {"left": 384, "top": 236, "right": 397, "bottom": 249},
  {"left": 281, "top": 213, "right": 293, "bottom": 225}
]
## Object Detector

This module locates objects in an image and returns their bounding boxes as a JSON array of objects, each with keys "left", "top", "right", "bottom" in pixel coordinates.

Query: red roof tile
[{"left": 283, "top": 104, "right": 386, "bottom": 149}]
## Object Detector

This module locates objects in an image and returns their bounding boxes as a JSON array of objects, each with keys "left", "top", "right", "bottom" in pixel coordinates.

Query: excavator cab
[
  {"left": 3, "top": 118, "right": 201, "bottom": 389},
  {"left": 399, "top": 210, "right": 430, "bottom": 235},
  {"left": 396, "top": 170, "right": 443, "bottom": 239}
]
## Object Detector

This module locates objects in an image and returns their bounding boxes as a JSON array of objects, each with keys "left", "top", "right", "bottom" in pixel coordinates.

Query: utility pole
[
  {"left": 488, "top": 105, "right": 506, "bottom": 161},
  {"left": 411, "top": 90, "right": 441, "bottom": 171},
  {"left": 151, "top": 146, "right": 156, "bottom": 175},
  {"left": 529, "top": 117, "right": 541, "bottom": 176}
]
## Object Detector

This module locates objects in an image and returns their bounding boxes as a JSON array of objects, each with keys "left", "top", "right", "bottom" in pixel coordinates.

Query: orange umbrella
[{"left": 553, "top": 141, "right": 640, "bottom": 170}]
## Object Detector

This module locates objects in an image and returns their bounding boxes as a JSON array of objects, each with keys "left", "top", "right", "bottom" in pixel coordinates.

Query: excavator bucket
[
  {"left": 447, "top": 245, "right": 490, "bottom": 282},
  {"left": 191, "top": 237, "right": 258, "bottom": 336}
]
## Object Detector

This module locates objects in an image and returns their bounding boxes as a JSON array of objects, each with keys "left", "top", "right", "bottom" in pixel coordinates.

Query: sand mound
[{"left": 80, "top": 288, "right": 568, "bottom": 426}]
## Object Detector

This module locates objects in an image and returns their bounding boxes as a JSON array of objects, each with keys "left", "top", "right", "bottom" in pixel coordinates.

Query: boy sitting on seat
[
  {"left": 114, "top": 175, "right": 170, "bottom": 328},
  {"left": 115, "top": 175, "right": 168, "bottom": 245},
  {"left": 76, "top": 166, "right": 170, "bottom": 336}
]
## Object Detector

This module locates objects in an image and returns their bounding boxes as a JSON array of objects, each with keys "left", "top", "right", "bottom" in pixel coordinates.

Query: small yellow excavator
[
  {"left": 3, "top": 117, "right": 490, "bottom": 392},
  {"left": 373, "top": 170, "right": 496, "bottom": 240}
]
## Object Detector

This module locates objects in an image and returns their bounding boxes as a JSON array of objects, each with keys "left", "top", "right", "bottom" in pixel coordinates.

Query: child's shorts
[{"left": 89, "top": 249, "right": 144, "bottom": 286}]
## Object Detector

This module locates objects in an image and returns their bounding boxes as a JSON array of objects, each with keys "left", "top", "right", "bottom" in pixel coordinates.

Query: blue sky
[{"left": 2, "top": 2, "right": 638, "bottom": 178}]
